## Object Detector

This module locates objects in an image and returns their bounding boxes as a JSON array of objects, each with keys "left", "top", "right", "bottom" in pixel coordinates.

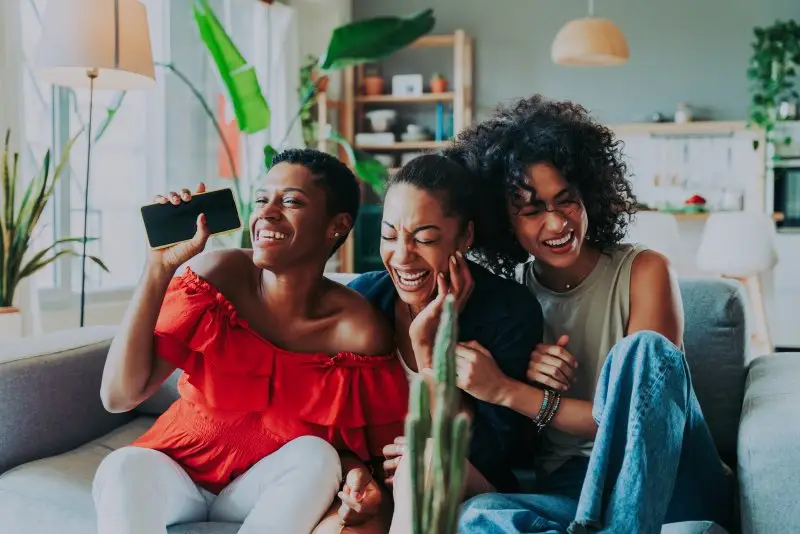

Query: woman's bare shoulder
[
  {"left": 325, "top": 279, "right": 395, "bottom": 356},
  {"left": 185, "top": 248, "right": 257, "bottom": 295}
]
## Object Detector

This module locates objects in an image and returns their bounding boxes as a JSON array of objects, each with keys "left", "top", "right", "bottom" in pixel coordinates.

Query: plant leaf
[
  {"left": 319, "top": 9, "right": 435, "bottom": 71},
  {"left": 326, "top": 131, "right": 388, "bottom": 196},
  {"left": 93, "top": 91, "right": 127, "bottom": 143},
  {"left": 263, "top": 144, "right": 277, "bottom": 170},
  {"left": 354, "top": 154, "right": 388, "bottom": 196},
  {"left": 194, "top": 0, "right": 270, "bottom": 134},
  {"left": 18, "top": 249, "right": 107, "bottom": 281}
]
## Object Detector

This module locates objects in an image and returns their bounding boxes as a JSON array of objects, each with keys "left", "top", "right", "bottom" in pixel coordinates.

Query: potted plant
[
  {"left": 747, "top": 19, "right": 800, "bottom": 151},
  {"left": 0, "top": 130, "right": 107, "bottom": 337},
  {"left": 363, "top": 65, "right": 385, "bottom": 96},
  {"left": 430, "top": 72, "right": 448, "bottom": 93}
]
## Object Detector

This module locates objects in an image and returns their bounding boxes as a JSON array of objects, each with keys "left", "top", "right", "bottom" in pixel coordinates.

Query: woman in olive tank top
[{"left": 448, "top": 96, "right": 734, "bottom": 534}]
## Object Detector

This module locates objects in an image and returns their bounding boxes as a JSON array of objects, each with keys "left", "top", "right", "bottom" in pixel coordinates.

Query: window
[
  {"left": 21, "top": 0, "right": 168, "bottom": 300},
  {"left": 19, "top": 0, "right": 290, "bottom": 304}
]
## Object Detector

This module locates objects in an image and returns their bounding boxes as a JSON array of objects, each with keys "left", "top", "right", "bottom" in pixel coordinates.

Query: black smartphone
[{"left": 140, "top": 187, "right": 242, "bottom": 249}]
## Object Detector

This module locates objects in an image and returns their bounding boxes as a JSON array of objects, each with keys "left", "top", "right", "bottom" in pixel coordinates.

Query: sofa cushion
[
  {"left": 0, "top": 418, "right": 154, "bottom": 534},
  {"left": 678, "top": 278, "right": 748, "bottom": 468},
  {"left": 738, "top": 353, "right": 800, "bottom": 534}
]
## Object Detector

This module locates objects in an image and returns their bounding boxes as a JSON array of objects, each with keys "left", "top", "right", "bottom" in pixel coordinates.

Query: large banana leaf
[
  {"left": 319, "top": 9, "right": 436, "bottom": 71},
  {"left": 194, "top": 0, "right": 270, "bottom": 134}
]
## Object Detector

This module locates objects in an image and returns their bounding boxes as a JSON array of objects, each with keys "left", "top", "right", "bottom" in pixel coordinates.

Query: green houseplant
[
  {"left": 406, "top": 294, "right": 470, "bottom": 534},
  {"left": 747, "top": 19, "right": 800, "bottom": 150},
  {"left": 191, "top": 1, "right": 435, "bottom": 246},
  {"left": 0, "top": 130, "right": 107, "bottom": 312}
]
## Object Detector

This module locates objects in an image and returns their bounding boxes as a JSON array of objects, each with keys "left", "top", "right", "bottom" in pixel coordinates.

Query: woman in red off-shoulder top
[{"left": 93, "top": 149, "right": 409, "bottom": 534}]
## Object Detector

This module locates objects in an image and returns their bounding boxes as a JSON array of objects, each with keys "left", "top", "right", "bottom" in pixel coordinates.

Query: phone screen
[{"left": 140, "top": 188, "right": 242, "bottom": 249}]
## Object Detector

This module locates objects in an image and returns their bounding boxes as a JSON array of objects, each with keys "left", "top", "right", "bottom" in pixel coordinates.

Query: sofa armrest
[
  {"left": 0, "top": 326, "right": 134, "bottom": 475},
  {"left": 738, "top": 353, "right": 800, "bottom": 534}
]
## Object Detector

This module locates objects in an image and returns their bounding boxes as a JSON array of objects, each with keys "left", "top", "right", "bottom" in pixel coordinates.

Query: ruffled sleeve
[
  {"left": 278, "top": 352, "right": 409, "bottom": 461},
  {"left": 153, "top": 268, "right": 275, "bottom": 410}
]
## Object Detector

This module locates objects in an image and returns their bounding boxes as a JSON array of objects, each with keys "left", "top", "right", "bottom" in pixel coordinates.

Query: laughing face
[
  {"left": 509, "top": 162, "right": 588, "bottom": 269},
  {"left": 380, "top": 183, "right": 473, "bottom": 310},
  {"left": 250, "top": 162, "right": 343, "bottom": 270}
]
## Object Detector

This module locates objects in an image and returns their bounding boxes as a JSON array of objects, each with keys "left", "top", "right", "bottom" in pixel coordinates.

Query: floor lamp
[{"left": 35, "top": 0, "right": 155, "bottom": 326}]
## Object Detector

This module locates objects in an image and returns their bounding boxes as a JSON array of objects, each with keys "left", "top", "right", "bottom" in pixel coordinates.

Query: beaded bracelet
[
  {"left": 535, "top": 388, "right": 562, "bottom": 434},
  {"left": 532, "top": 388, "right": 551, "bottom": 426}
]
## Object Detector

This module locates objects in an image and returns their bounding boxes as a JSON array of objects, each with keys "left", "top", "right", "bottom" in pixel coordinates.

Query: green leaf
[
  {"left": 354, "top": 153, "right": 388, "bottom": 196},
  {"left": 193, "top": 0, "right": 270, "bottom": 133},
  {"left": 263, "top": 144, "right": 277, "bottom": 170},
  {"left": 17, "top": 249, "right": 97, "bottom": 280},
  {"left": 326, "top": 131, "right": 388, "bottom": 196},
  {"left": 93, "top": 91, "right": 127, "bottom": 143},
  {"left": 319, "top": 9, "right": 435, "bottom": 72}
]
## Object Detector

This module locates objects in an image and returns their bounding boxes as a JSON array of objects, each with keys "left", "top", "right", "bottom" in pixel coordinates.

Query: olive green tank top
[{"left": 518, "top": 243, "right": 647, "bottom": 474}]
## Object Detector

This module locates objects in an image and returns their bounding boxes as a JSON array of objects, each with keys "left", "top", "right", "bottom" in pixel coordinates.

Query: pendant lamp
[{"left": 551, "top": 0, "right": 629, "bottom": 66}]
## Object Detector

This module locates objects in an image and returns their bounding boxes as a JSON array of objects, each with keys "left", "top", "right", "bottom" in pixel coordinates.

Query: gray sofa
[{"left": 0, "top": 276, "right": 798, "bottom": 534}]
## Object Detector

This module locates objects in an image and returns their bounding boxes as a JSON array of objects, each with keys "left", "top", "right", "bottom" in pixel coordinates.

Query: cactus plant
[{"left": 406, "top": 294, "right": 471, "bottom": 534}]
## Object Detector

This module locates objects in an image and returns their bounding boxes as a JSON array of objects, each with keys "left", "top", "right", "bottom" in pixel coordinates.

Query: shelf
[
  {"left": 611, "top": 121, "right": 751, "bottom": 136},
  {"left": 411, "top": 34, "right": 455, "bottom": 48},
  {"left": 641, "top": 210, "right": 785, "bottom": 222},
  {"left": 356, "top": 141, "right": 449, "bottom": 151},
  {"left": 356, "top": 92, "right": 455, "bottom": 104}
]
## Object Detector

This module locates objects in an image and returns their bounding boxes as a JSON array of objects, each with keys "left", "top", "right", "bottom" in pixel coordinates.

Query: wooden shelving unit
[{"left": 329, "top": 30, "right": 474, "bottom": 273}]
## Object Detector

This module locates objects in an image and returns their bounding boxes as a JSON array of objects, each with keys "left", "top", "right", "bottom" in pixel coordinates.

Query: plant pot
[
  {"left": 0, "top": 307, "right": 23, "bottom": 339},
  {"left": 311, "top": 71, "right": 329, "bottom": 92},
  {"left": 430, "top": 77, "right": 448, "bottom": 93},
  {"left": 363, "top": 76, "right": 384, "bottom": 96}
]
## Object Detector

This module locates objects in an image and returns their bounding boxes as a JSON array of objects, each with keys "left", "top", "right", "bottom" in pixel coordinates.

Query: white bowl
[{"left": 365, "top": 109, "right": 397, "bottom": 133}]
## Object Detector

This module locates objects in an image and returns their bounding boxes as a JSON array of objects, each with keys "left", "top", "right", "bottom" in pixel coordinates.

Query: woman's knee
[
  {"left": 280, "top": 436, "right": 342, "bottom": 483},
  {"left": 610, "top": 330, "right": 684, "bottom": 373},
  {"left": 93, "top": 447, "right": 168, "bottom": 496}
]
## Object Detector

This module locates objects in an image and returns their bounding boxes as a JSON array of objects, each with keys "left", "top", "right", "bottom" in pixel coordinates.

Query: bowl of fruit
[{"left": 682, "top": 194, "right": 708, "bottom": 213}]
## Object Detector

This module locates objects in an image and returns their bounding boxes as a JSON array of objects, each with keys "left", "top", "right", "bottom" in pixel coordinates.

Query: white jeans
[{"left": 92, "top": 435, "right": 342, "bottom": 534}]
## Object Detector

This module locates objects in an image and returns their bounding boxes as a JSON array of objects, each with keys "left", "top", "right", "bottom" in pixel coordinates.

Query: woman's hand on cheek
[
  {"left": 408, "top": 272, "right": 449, "bottom": 371},
  {"left": 455, "top": 340, "right": 512, "bottom": 405}
]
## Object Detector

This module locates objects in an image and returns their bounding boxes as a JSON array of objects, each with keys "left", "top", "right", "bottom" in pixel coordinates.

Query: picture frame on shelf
[{"left": 392, "top": 74, "right": 424, "bottom": 96}]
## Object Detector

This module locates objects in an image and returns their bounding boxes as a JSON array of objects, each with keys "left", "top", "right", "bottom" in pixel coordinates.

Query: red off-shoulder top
[{"left": 132, "top": 268, "right": 409, "bottom": 494}]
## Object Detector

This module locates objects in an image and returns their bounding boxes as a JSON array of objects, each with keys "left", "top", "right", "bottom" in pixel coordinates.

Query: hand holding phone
[{"left": 141, "top": 183, "right": 215, "bottom": 272}]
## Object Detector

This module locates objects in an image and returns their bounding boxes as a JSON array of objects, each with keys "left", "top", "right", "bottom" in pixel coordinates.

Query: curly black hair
[
  {"left": 272, "top": 148, "right": 359, "bottom": 255},
  {"left": 388, "top": 153, "right": 528, "bottom": 279},
  {"left": 453, "top": 94, "right": 637, "bottom": 258}
]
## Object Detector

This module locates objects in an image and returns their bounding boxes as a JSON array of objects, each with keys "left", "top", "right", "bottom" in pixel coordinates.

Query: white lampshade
[
  {"left": 36, "top": 0, "right": 155, "bottom": 90},
  {"left": 625, "top": 212, "right": 683, "bottom": 267},
  {"left": 551, "top": 17, "right": 629, "bottom": 66},
  {"left": 696, "top": 212, "right": 779, "bottom": 277}
]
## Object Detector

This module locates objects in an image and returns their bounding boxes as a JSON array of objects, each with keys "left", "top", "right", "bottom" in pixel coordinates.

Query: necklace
[{"left": 407, "top": 304, "right": 418, "bottom": 321}]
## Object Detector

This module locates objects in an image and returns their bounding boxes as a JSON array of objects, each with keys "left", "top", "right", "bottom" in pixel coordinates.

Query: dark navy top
[{"left": 348, "top": 261, "right": 544, "bottom": 492}]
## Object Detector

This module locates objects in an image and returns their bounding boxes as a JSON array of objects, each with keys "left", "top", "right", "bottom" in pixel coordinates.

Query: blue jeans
[{"left": 459, "top": 331, "right": 734, "bottom": 534}]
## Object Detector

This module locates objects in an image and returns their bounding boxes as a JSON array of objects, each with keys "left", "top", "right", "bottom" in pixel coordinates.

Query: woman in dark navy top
[{"left": 347, "top": 153, "right": 544, "bottom": 499}]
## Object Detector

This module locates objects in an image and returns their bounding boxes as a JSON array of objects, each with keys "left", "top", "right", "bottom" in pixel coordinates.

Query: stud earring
[{"left": 334, "top": 232, "right": 340, "bottom": 238}]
